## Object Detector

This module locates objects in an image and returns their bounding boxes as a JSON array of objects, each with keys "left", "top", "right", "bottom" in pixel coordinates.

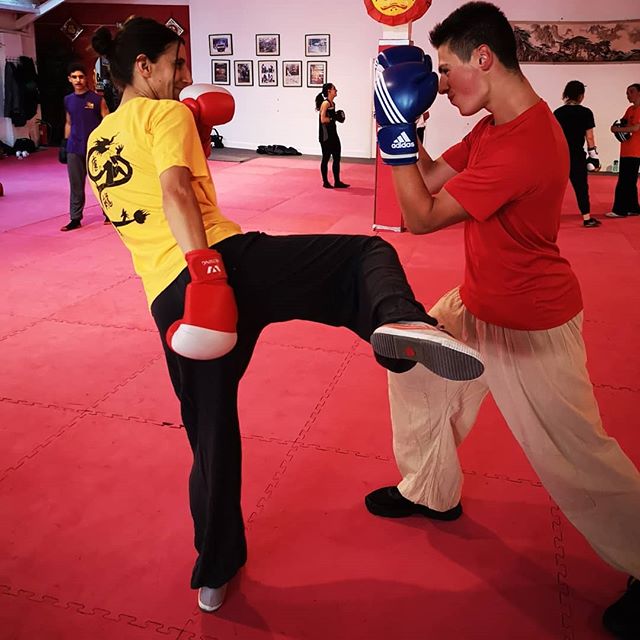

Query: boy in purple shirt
[{"left": 60, "top": 63, "right": 108, "bottom": 231}]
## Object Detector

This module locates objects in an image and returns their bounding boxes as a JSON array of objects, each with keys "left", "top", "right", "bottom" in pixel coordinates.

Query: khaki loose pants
[{"left": 389, "top": 288, "right": 640, "bottom": 578}]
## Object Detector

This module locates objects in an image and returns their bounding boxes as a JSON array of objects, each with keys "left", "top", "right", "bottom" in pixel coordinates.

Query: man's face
[
  {"left": 68, "top": 71, "right": 87, "bottom": 93},
  {"left": 436, "top": 44, "right": 487, "bottom": 117},
  {"left": 146, "top": 42, "right": 192, "bottom": 100},
  {"left": 627, "top": 86, "right": 639, "bottom": 104}
]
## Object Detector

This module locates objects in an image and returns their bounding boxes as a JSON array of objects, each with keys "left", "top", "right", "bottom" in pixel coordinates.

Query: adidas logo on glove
[{"left": 391, "top": 131, "right": 415, "bottom": 150}]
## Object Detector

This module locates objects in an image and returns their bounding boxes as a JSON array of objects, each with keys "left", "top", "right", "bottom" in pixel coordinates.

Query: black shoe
[
  {"left": 603, "top": 577, "right": 640, "bottom": 639},
  {"left": 60, "top": 219, "right": 81, "bottom": 232},
  {"left": 583, "top": 218, "right": 602, "bottom": 227},
  {"left": 334, "top": 182, "right": 350, "bottom": 188},
  {"left": 365, "top": 486, "right": 463, "bottom": 520},
  {"left": 323, "top": 182, "right": 333, "bottom": 189}
]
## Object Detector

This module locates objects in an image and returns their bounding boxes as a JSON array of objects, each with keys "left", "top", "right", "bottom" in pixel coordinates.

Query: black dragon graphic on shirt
[{"left": 87, "top": 135, "right": 149, "bottom": 228}]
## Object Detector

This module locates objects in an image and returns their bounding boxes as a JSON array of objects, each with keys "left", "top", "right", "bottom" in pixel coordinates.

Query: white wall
[
  {"left": 188, "top": 0, "right": 639, "bottom": 166},
  {"left": 188, "top": 0, "right": 383, "bottom": 157},
  {"left": 0, "top": 15, "right": 37, "bottom": 146}
]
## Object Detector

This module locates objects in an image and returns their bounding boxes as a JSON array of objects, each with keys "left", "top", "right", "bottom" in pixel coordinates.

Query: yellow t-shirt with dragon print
[{"left": 87, "top": 97, "right": 242, "bottom": 306}]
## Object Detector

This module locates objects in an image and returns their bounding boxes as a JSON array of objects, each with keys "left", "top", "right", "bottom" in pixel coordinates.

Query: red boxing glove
[
  {"left": 180, "top": 83, "right": 235, "bottom": 156},
  {"left": 166, "top": 249, "right": 238, "bottom": 360}
]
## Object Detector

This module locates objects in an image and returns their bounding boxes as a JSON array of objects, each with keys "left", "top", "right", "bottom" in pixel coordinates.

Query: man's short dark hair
[
  {"left": 563, "top": 80, "right": 585, "bottom": 101},
  {"left": 67, "top": 62, "right": 87, "bottom": 76},
  {"left": 429, "top": 1, "right": 520, "bottom": 72},
  {"left": 628, "top": 83, "right": 640, "bottom": 92}
]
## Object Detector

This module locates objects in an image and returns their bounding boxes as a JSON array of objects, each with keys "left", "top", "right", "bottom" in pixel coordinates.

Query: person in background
[
  {"left": 606, "top": 83, "right": 640, "bottom": 218},
  {"left": 553, "top": 80, "right": 602, "bottom": 228},
  {"left": 60, "top": 63, "right": 109, "bottom": 232},
  {"left": 315, "top": 83, "right": 349, "bottom": 189},
  {"left": 95, "top": 55, "right": 122, "bottom": 113}
]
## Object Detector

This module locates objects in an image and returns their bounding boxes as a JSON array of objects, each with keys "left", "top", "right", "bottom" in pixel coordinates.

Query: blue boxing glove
[
  {"left": 377, "top": 44, "right": 427, "bottom": 68},
  {"left": 374, "top": 45, "right": 438, "bottom": 165}
]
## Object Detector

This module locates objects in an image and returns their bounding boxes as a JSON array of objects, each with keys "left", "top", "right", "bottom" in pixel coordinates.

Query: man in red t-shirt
[
  {"left": 367, "top": 3, "right": 640, "bottom": 636},
  {"left": 606, "top": 83, "right": 640, "bottom": 218}
]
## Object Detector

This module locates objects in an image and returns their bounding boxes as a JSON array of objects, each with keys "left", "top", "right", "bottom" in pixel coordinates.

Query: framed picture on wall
[
  {"left": 60, "top": 17, "right": 84, "bottom": 42},
  {"left": 258, "top": 60, "right": 278, "bottom": 86},
  {"left": 234, "top": 60, "right": 253, "bottom": 86},
  {"left": 307, "top": 60, "right": 327, "bottom": 87},
  {"left": 305, "top": 34, "right": 330, "bottom": 57},
  {"left": 165, "top": 18, "right": 184, "bottom": 37},
  {"left": 211, "top": 60, "right": 231, "bottom": 85},
  {"left": 511, "top": 20, "right": 640, "bottom": 63},
  {"left": 209, "top": 34, "right": 233, "bottom": 56},
  {"left": 282, "top": 60, "right": 302, "bottom": 87},
  {"left": 256, "top": 34, "right": 280, "bottom": 56}
]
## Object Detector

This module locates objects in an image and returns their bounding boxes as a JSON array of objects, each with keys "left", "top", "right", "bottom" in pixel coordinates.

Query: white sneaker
[
  {"left": 198, "top": 584, "right": 227, "bottom": 612},
  {"left": 605, "top": 212, "right": 627, "bottom": 218},
  {"left": 371, "top": 322, "right": 484, "bottom": 381}
]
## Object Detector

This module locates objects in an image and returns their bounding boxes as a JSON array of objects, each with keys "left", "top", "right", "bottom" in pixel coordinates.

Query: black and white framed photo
[
  {"left": 234, "top": 60, "right": 253, "bottom": 86},
  {"left": 165, "top": 17, "right": 184, "bottom": 36},
  {"left": 60, "top": 17, "right": 84, "bottom": 42},
  {"left": 256, "top": 34, "right": 280, "bottom": 56},
  {"left": 307, "top": 60, "right": 327, "bottom": 87},
  {"left": 305, "top": 34, "right": 330, "bottom": 57},
  {"left": 211, "top": 59, "right": 230, "bottom": 85},
  {"left": 258, "top": 60, "right": 278, "bottom": 87},
  {"left": 282, "top": 60, "right": 302, "bottom": 87},
  {"left": 208, "top": 34, "right": 232, "bottom": 56}
]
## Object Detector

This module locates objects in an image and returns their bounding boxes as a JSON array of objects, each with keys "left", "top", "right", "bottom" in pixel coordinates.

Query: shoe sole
[
  {"left": 364, "top": 495, "right": 463, "bottom": 521},
  {"left": 371, "top": 327, "right": 484, "bottom": 381}
]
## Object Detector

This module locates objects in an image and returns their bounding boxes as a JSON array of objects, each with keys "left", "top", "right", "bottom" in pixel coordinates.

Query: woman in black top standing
[
  {"left": 316, "top": 83, "right": 349, "bottom": 189},
  {"left": 553, "top": 80, "right": 601, "bottom": 228}
]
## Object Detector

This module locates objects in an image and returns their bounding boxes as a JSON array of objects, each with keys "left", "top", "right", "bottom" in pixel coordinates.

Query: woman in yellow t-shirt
[{"left": 88, "top": 17, "right": 483, "bottom": 614}]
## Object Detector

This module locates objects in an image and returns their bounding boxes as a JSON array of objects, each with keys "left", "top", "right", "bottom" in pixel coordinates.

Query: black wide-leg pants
[
  {"left": 612, "top": 156, "right": 640, "bottom": 215},
  {"left": 151, "top": 232, "right": 432, "bottom": 588}
]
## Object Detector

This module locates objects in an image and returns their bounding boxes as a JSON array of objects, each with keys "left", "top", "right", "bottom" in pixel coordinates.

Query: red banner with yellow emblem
[{"left": 363, "top": 0, "right": 431, "bottom": 26}]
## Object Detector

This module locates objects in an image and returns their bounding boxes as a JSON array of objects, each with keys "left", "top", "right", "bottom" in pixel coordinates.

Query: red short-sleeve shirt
[
  {"left": 620, "top": 105, "right": 640, "bottom": 158},
  {"left": 442, "top": 100, "right": 583, "bottom": 330}
]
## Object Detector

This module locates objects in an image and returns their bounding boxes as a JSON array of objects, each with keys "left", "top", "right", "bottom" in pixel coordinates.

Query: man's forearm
[
  {"left": 416, "top": 142, "right": 436, "bottom": 186},
  {"left": 391, "top": 164, "right": 434, "bottom": 234}
]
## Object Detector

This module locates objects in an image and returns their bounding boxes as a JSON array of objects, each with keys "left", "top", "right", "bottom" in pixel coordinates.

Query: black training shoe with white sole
[
  {"left": 365, "top": 486, "right": 463, "bottom": 520},
  {"left": 371, "top": 322, "right": 484, "bottom": 381}
]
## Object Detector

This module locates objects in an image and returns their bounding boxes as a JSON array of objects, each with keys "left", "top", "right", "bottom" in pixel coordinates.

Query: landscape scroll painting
[{"left": 512, "top": 20, "right": 640, "bottom": 63}]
